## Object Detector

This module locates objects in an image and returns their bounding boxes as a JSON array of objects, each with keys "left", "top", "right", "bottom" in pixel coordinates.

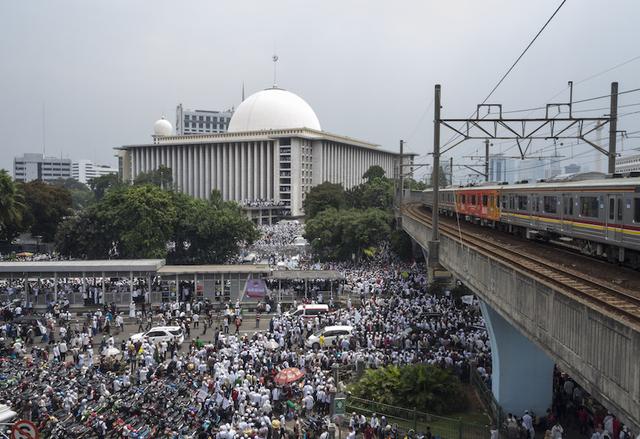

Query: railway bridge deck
[{"left": 399, "top": 202, "right": 640, "bottom": 431}]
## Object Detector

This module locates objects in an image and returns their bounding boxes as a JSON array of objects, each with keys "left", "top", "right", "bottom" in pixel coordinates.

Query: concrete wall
[{"left": 401, "top": 212, "right": 640, "bottom": 431}]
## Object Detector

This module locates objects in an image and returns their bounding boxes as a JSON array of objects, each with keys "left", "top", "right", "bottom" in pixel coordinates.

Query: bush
[{"left": 348, "top": 364, "right": 469, "bottom": 415}]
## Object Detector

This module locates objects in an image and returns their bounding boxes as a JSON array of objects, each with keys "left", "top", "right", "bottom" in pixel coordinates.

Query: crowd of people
[
  {"left": 0, "top": 245, "right": 498, "bottom": 438},
  {"left": 239, "top": 199, "right": 288, "bottom": 208},
  {"left": 0, "top": 220, "right": 637, "bottom": 439}
]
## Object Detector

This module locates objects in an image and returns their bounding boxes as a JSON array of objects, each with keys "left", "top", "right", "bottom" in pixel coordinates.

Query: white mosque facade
[{"left": 116, "top": 87, "right": 413, "bottom": 219}]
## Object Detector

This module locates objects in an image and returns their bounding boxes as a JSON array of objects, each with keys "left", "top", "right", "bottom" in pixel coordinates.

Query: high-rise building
[
  {"left": 488, "top": 153, "right": 507, "bottom": 183},
  {"left": 564, "top": 163, "right": 581, "bottom": 174},
  {"left": 72, "top": 160, "right": 118, "bottom": 184},
  {"left": 615, "top": 153, "right": 640, "bottom": 173},
  {"left": 13, "top": 153, "right": 72, "bottom": 182},
  {"left": 117, "top": 87, "right": 414, "bottom": 219},
  {"left": 175, "top": 104, "right": 234, "bottom": 135}
]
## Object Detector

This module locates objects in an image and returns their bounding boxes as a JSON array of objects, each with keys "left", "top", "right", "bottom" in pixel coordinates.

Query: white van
[
  {"left": 288, "top": 304, "right": 330, "bottom": 319},
  {"left": 306, "top": 325, "right": 353, "bottom": 349}
]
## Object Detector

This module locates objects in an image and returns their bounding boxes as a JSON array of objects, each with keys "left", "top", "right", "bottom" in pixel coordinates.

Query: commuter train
[{"left": 418, "top": 173, "right": 640, "bottom": 268}]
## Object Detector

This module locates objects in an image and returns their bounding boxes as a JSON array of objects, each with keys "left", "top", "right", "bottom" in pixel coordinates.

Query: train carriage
[{"left": 420, "top": 175, "right": 640, "bottom": 268}]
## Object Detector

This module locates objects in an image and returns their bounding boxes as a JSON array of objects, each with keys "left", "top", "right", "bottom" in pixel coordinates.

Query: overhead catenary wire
[{"left": 440, "top": 0, "right": 568, "bottom": 150}]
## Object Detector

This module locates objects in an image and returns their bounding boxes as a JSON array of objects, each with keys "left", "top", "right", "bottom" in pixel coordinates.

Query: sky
[{"left": 1, "top": 0, "right": 639, "bottom": 183}]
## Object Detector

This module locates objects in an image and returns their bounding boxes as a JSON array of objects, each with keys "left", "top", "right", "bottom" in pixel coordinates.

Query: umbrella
[
  {"left": 16, "top": 252, "right": 33, "bottom": 257},
  {"left": 275, "top": 367, "right": 304, "bottom": 385},
  {"left": 104, "top": 347, "right": 121, "bottom": 357}
]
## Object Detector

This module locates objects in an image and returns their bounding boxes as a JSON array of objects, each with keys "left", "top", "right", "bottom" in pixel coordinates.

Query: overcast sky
[{"left": 1, "top": 0, "right": 639, "bottom": 182}]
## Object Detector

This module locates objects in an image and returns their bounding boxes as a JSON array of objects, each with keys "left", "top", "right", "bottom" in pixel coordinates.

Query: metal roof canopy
[
  {"left": 158, "top": 264, "right": 271, "bottom": 275},
  {"left": 0, "top": 259, "right": 166, "bottom": 278},
  {"left": 270, "top": 270, "right": 344, "bottom": 281}
]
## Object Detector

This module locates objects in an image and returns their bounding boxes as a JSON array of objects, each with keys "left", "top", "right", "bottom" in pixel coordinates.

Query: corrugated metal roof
[
  {"left": 158, "top": 264, "right": 271, "bottom": 275},
  {"left": 270, "top": 270, "right": 344, "bottom": 280},
  {"left": 0, "top": 259, "right": 165, "bottom": 274}
]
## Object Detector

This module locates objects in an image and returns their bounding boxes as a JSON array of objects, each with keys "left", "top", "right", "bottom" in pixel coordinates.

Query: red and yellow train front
[{"left": 455, "top": 188, "right": 500, "bottom": 221}]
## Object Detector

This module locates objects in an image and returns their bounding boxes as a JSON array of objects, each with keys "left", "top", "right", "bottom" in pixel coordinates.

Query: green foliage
[
  {"left": 20, "top": 181, "right": 72, "bottom": 242},
  {"left": 362, "top": 165, "right": 386, "bottom": 182},
  {"left": 88, "top": 173, "right": 122, "bottom": 201},
  {"left": 404, "top": 178, "right": 428, "bottom": 191},
  {"left": 167, "top": 191, "right": 259, "bottom": 264},
  {"left": 346, "top": 177, "right": 394, "bottom": 210},
  {"left": 0, "top": 170, "right": 25, "bottom": 242},
  {"left": 134, "top": 165, "right": 173, "bottom": 189},
  {"left": 50, "top": 178, "right": 95, "bottom": 210},
  {"left": 304, "top": 208, "right": 391, "bottom": 260},
  {"left": 100, "top": 185, "right": 177, "bottom": 258},
  {"left": 389, "top": 229, "right": 413, "bottom": 261},
  {"left": 429, "top": 165, "right": 449, "bottom": 188},
  {"left": 55, "top": 185, "right": 258, "bottom": 262},
  {"left": 303, "top": 182, "right": 346, "bottom": 219},
  {"left": 349, "top": 364, "right": 469, "bottom": 415}
]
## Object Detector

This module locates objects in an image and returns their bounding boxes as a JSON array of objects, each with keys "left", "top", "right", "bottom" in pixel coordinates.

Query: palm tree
[{"left": 0, "top": 170, "right": 25, "bottom": 241}]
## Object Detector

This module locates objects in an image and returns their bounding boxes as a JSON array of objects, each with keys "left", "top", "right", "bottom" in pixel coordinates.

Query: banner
[{"left": 245, "top": 279, "right": 267, "bottom": 299}]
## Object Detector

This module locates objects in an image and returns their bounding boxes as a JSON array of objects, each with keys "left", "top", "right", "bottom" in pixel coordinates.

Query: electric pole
[
  {"left": 608, "top": 82, "right": 618, "bottom": 174},
  {"left": 399, "top": 139, "right": 404, "bottom": 205},
  {"left": 449, "top": 156, "right": 453, "bottom": 186},
  {"left": 485, "top": 139, "right": 490, "bottom": 182},
  {"left": 430, "top": 84, "right": 441, "bottom": 265}
]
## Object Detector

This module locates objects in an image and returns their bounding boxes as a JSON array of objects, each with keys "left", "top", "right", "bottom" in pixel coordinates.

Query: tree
[
  {"left": 347, "top": 178, "right": 394, "bottom": 210},
  {"left": 304, "top": 208, "right": 391, "bottom": 260},
  {"left": 303, "top": 182, "right": 346, "bottom": 218},
  {"left": 429, "top": 165, "right": 449, "bottom": 188},
  {"left": 99, "top": 184, "right": 177, "bottom": 258},
  {"left": 0, "top": 170, "right": 25, "bottom": 242},
  {"left": 404, "top": 177, "right": 428, "bottom": 191},
  {"left": 56, "top": 184, "right": 259, "bottom": 262},
  {"left": 168, "top": 192, "right": 259, "bottom": 264},
  {"left": 55, "top": 207, "right": 113, "bottom": 259},
  {"left": 20, "top": 181, "right": 72, "bottom": 242},
  {"left": 88, "top": 173, "right": 122, "bottom": 201},
  {"left": 362, "top": 165, "right": 387, "bottom": 182},
  {"left": 50, "top": 178, "right": 94, "bottom": 210},
  {"left": 349, "top": 364, "right": 469, "bottom": 415},
  {"left": 134, "top": 165, "right": 173, "bottom": 189}
]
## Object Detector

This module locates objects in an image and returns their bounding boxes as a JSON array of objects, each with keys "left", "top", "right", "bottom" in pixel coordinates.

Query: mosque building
[{"left": 116, "top": 86, "right": 414, "bottom": 221}]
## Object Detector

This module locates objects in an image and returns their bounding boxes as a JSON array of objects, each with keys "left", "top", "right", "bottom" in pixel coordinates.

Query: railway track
[{"left": 403, "top": 203, "right": 640, "bottom": 327}]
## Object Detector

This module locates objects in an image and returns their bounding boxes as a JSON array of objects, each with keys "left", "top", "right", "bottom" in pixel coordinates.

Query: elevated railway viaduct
[{"left": 399, "top": 199, "right": 640, "bottom": 431}]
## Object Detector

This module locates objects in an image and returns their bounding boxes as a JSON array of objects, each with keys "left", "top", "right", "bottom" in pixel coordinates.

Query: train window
[
  {"left": 482, "top": 195, "right": 488, "bottom": 206},
  {"left": 569, "top": 197, "right": 573, "bottom": 215},
  {"left": 461, "top": 194, "right": 466, "bottom": 204},
  {"left": 509, "top": 196, "right": 515, "bottom": 209},
  {"left": 517, "top": 195, "right": 528, "bottom": 210},
  {"left": 609, "top": 199, "right": 615, "bottom": 220},
  {"left": 635, "top": 199, "right": 640, "bottom": 222},
  {"left": 617, "top": 199, "right": 622, "bottom": 221},
  {"left": 533, "top": 197, "right": 540, "bottom": 212},
  {"left": 579, "top": 196, "right": 599, "bottom": 218},
  {"left": 490, "top": 195, "right": 494, "bottom": 207},
  {"left": 471, "top": 195, "right": 476, "bottom": 205},
  {"left": 544, "top": 196, "right": 558, "bottom": 214},
  {"left": 501, "top": 196, "right": 507, "bottom": 209}
]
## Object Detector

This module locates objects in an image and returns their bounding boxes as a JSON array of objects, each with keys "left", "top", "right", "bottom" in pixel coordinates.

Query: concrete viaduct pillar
[{"left": 480, "top": 301, "right": 554, "bottom": 416}]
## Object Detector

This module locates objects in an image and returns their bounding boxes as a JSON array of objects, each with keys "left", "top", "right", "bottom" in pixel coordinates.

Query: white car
[
  {"left": 306, "top": 325, "right": 353, "bottom": 349},
  {"left": 130, "top": 326, "right": 185, "bottom": 345}
]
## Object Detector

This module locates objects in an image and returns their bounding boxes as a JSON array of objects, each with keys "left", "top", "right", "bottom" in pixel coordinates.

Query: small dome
[
  {"left": 227, "top": 87, "right": 321, "bottom": 132},
  {"left": 154, "top": 117, "right": 173, "bottom": 136}
]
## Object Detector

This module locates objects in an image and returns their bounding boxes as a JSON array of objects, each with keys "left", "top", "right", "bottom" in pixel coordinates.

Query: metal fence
[
  {"left": 470, "top": 367, "right": 504, "bottom": 429},
  {"left": 345, "top": 396, "right": 490, "bottom": 439}
]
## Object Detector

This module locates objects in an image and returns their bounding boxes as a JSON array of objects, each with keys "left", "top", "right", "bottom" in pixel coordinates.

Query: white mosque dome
[
  {"left": 154, "top": 117, "right": 173, "bottom": 136},
  {"left": 227, "top": 87, "right": 321, "bottom": 132}
]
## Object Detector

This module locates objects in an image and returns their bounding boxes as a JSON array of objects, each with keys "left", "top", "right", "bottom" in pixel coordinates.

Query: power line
[
  {"left": 481, "top": 0, "right": 567, "bottom": 107},
  {"left": 441, "top": 0, "right": 568, "bottom": 150}
]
